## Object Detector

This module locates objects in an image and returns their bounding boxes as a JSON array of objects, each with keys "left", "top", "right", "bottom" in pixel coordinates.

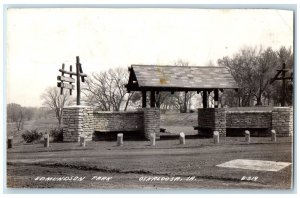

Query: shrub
[
  {"left": 50, "top": 128, "right": 63, "bottom": 142},
  {"left": 22, "top": 129, "right": 43, "bottom": 143}
]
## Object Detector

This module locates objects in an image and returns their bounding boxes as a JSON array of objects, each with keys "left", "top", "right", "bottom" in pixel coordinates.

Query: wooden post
[
  {"left": 7, "top": 136, "right": 13, "bottom": 149},
  {"left": 80, "top": 136, "right": 86, "bottom": 147},
  {"left": 281, "top": 63, "right": 287, "bottom": 107},
  {"left": 69, "top": 65, "right": 73, "bottom": 95},
  {"left": 150, "top": 91, "right": 155, "bottom": 108},
  {"left": 245, "top": 130, "right": 250, "bottom": 143},
  {"left": 76, "top": 56, "right": 81, "bottom": 105},
  {"left": 150, "top": 133, "right": 156, "bottom": 146},
  {"left": 60, "top": 64, "right": 65, "bottom": 95},
  {"left": 203, "top": 90, "right": 207, "bottom": 108},
  {"left": 156, "top": 92, "right": 160, "bottom": 108},
  {"left": 179, "top": 132, "right": 185, "bottom": 145},
  {"left": 213, "top": 131, "right": 219, "bottom": 144},
  {"left": 117, "top": 133, "right": 123, "bottom": 146},
  {"left": 142, "top": 91, "right": 147, "bottom": 108},
  {"left": 270, "top": 63, "right": 292, "bottom": 107},
  {"left": 214, "top": 89, "right": 219, "bottom": 108},
  {"left": 271, "top": 130, "right": 276, "bottom": 142},
  {"left": 44, "top": 134, "right": 50, "bottom": 148}
]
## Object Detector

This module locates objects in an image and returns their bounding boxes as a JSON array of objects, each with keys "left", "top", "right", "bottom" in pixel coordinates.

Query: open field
[
  {"left": 161, "top": 112, "right": 198, "bottom": 135},
  {"left": 7, "top": 137, "right": 293, "bottom": 189},
  {"left": 7, "top": 116, "right": 60, "bottom": 145}
]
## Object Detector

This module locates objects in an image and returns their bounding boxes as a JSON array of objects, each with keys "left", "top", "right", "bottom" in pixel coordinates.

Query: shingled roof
[{"left": 126, "top": 65, "right": 239, "bottom": 92}]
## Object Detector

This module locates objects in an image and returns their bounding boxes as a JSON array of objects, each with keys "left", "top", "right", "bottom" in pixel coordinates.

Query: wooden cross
[
  {"left": 270, "top": 63, "right": 293, "bottom": 106},
  {"left": 57, "top": 56, "right": 87, "bottom": 105}
]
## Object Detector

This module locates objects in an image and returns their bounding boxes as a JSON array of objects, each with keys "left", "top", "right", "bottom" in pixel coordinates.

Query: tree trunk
[
  {"left": 183, "top": 92, "right": 187, "bottom": 113},
  {"left": 58, "top": 117, "right": 62, "bottom": 128},
  {"left": 256, "top": 91, "right": 263, "bottom": 106}
]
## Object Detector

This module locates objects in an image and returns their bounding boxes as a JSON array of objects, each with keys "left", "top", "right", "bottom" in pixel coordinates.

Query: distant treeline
[{"left": 6, "top": 103, "right": 54, "bottom": 131}]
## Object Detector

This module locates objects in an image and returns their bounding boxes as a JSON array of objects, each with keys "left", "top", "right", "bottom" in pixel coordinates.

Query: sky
[{"left": 6, "top": 8, "right": 293, "bottom": 107}]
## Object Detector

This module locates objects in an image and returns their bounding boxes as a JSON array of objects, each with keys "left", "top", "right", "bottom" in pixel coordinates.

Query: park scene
[{"left": 6, "top": 8, "right": 293, "bottom": 190}]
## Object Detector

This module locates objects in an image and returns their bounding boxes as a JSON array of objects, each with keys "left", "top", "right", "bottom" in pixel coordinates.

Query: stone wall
[
  {"left": 62, "top": 106, "right": 292, "bottom": 140},
  {"left": 272, "top": 107, "right": 293, "bottom": 137},
  {"left": 198, "top": 107, "right": 293, "bottom": 137},
  {"left": 198, "top": 108, "right": 226, "bottom": 136},
  {"left": 143, "top": 108, "right": 160, "bottom": 140},
  {"left": 215, "top": 108, "right": 226, "bottom": 136},
  {"left": 94, "top": 111, "right": 144, "bottom": 132},
  {"left": 198, "top": 108, "right": 214, "bottom": 129},
  {"left": 62, "top": 107, "right": 161, "bottom": 141},
  {"left": 226, "top": 110, "right": 272, "bottom": 129},
  {"left": 62, "top": 106, "right": 94, "bottom": 142}
]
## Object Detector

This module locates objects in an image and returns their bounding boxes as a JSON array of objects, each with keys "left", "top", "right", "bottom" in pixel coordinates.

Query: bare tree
[
  {"left": 40, "top": 87, "right": 72, "bottom": 128},
  {"left": 218, "top": 46, "right": 293, "bottom": 107},
  {"left": 124, "top": 92, "right": 141, "bottom": 110},
  {"left": 218, "top": 47, "right": 258, "bottom": 106},
  {"left": 7, "top": 103, "right": 24, "bottom": 131},
  {"left": 83, "top": 67, "right": 138, "bottom": 111},
  {"left": 253, "top": 47, "right": 277, "bottom": 105}
]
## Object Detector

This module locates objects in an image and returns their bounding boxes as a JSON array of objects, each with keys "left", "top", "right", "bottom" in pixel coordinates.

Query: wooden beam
[
  {"left": 57, "top": 82, "right": 75, "bottom": 90},
  {"left": 142, "top": 91, "right": 146, "bottom": 108},
  {"left": 76, "top": 56, "right": 81, "bottom": 105},
  {"left": 150, "top": 91, "right": 155, "bottom": 107},
  {"left": 214, "top": 89, "right": 219, "bottom": 108},
  {"left": 79, "top": 63, "right": 85, "bottom": 82},
  {"left": 270, "top": 70, "right": 281, "bottom": 84},
  {"left": 57, "top": 75, "right": 75, "bottom": 83},
  {"left": 276, "top": 69, "right": 288, "bottom": 72},
  {"left": 273, "top": 77, "right": 293, "bottom": 80},
  {"left": 203, "top": 91, "right": 207, "bottom": 108},
  {"left": 60, "top": 64, "right": 65, "bottom": 95},
  {"left": 69, "top": 65, "right": 73, "bottom": 95},
  {"left": 59, "top": 69, "right": 87, "bottom": 77},
  {"left": 281, "top": 63, "right": 287, "bottom": 107}
]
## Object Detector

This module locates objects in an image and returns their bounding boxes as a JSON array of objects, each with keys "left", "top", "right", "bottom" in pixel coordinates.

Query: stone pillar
[
  {"left": 44, "top": 134, "right": 50, "bottom": 147},
  {"left": 271, "top": 107, "right": 293, "bottom": 137},
  {"left": 213, "top": 131, "right": 219, "bottom": 144},
  {"left": 143, "top": 108, "right": 160, "bottom": 140},
  {"left": 179, "top": 132, "right": 185, "bottom": 145},
  {"left": 198, "top": 108, "right": 226, "bottom": 137},
  {"left": 214, "top": 108, "right": 226, "bottom": 136},
  {"left": 271, "top": 130, "right": 276, "bottom": 142},
  {"left": 245, "top": 130, "right": 250, "bottom": 143},
  {"left": 80, "top": 136, "right": 86, "bottom": 147},
  {"left": 150, "top": 133, "right": 156, "bottom": 146},
  {"left": 62, "top": 106, "right": 94, "bottom": 142},
  {"left": 117, "top": 133, "right": 123, "bottom": 146}
]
